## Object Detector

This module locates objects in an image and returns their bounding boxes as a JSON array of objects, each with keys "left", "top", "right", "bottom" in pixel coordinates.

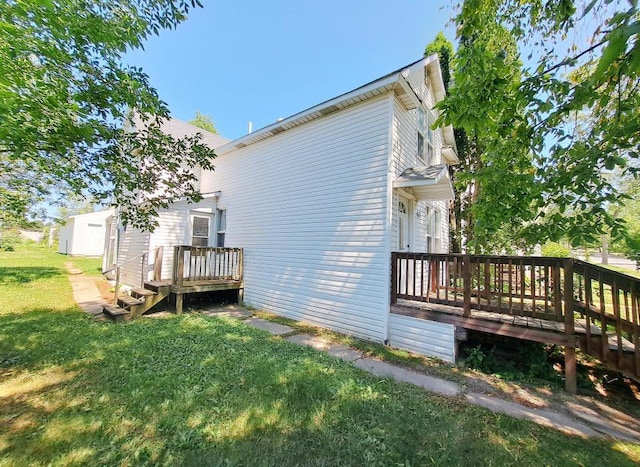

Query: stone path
[{"left": 64, "top": 270, "right": 640, "bottom": 442}]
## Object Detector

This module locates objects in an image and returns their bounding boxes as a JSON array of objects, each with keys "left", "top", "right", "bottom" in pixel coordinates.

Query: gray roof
[{"left": 393, "top": 164, "right": 454, "bottom": 201}]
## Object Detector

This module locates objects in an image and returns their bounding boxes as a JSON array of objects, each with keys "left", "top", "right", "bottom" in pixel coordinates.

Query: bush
[
  {"left": 0, "top": 230, "right": 21, "bottom": 251},
  {"left": 541, "top": 242, "right": 570, "bottom": 258}
]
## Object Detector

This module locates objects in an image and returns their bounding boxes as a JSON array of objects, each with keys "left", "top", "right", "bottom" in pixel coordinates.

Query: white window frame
[
  {"left": 397, "top": 198, "right": 411, "bottom": 251},
  {"left": 215, "top": 208, "right": 226, "bottom": 248},
  {"left": 417, "top": 108, "right": 435, "bottom": 166},
  {"left": 191, "top": 214, "right": 211, "bottom": 247},
  {"left": 425, "top": 206, "right": 442, "bottom": 253}
]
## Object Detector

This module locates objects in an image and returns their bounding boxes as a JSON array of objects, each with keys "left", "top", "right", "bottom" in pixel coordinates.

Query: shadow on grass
[
  {"left": 0, "top": 310, "right": 638, "bottom": 466},
  {"left": 0, "top": 267, "right": 64, "bottom": 285}
]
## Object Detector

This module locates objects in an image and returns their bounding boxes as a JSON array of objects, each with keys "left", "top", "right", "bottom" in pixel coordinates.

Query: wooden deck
[
  {"left": 105, "top": 246, "right": 244, "bottom": 318},
  {"left": 391, "top": 253, "right": 640, "bottom": 392}
]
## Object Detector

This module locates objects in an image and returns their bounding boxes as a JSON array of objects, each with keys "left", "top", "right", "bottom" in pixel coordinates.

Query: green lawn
[{"left": 1, "top": 244, "right": 639, "bottom": 466}]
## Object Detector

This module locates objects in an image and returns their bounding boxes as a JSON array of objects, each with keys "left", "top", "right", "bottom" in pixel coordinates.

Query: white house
[
  {"left": 58, "top": 209, "right": 114, "bottom": 256},
  {"left": 107, "top": 55, "right": 460, "bottom": 361}
]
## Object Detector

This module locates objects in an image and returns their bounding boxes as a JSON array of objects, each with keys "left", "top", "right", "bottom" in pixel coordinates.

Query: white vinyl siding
[
  {"left": 148, "top": 198, "right": 217, "bottom": 282},
  {"left": 118, "top": 227, "right": 151, "bottom": 287},
  {"left": 201, "top": 95, "right": 391, "bottom": 342},
  {"left": 389, "top": 313, "right": 456, "bottom": 363}
]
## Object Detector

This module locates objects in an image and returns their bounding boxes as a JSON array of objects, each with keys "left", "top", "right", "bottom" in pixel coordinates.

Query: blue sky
[{"left": 125, "top": 1, "right": 457, "bottom": 141}]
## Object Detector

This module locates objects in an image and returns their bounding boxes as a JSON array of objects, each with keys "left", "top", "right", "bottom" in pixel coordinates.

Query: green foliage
[
  {"left": 541, "top": 242, "right": 570, "bottom": 258},
  {"left": 440, "top": 0, "right": 640, "bottom": 249},
  {"left": 461, "top": 341, "right": 563, "bottom": 386},
  {"left": 0, "top": 230, "right": 21, "bottom": 251},
  {"left": 0, "top": 0, "right": 216, "bottom": 231},
  {"left": 425, "top": 32, "right": 455, "bottom": 91},
  {"left": 189, "top": 111, "right": 218, "bottom": 134},
  {"left": 430, "top": 10, "right": 539, "bottom": 253}
]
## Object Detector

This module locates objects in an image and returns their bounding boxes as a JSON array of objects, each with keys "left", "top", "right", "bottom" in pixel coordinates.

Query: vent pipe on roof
[{"left": 248, "top": 121, "right": 253, "bottom": 134}]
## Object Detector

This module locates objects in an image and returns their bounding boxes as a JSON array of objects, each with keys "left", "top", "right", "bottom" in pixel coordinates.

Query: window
[
  {"left": 216, "top": 209, "right": 226, "bottom": 247},
  {"left": 191, "top": 216, "right": 210, "bottom": 246},
  {"left": 425, "top": 206, "right": 441, "bottom": 253},
  {"left": 417, "top": 108, "right": 434, "bottom": 165}
]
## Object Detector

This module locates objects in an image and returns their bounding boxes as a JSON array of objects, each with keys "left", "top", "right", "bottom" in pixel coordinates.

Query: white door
[{"left": 398, "top": 198, "right": 410, "bottom": 251}]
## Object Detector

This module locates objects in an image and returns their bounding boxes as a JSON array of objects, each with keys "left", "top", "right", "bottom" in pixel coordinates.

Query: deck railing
[
  {"left": 172, "top": 246, "right": 243, "bottom": 286},
  {"left": 391, "top": 252, "right": 640, "bottom": 383}
]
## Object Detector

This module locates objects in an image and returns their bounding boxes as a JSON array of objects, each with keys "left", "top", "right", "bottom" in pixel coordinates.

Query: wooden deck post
[
  {"left": 175, "top": 294, "right": 183, "bottom": 315},
  {"left": 563, "top": 259, "right": 577, "bottom": 394},
  {"left": 463, "top": 255, "right": 471, "bottom": 316},
  {"left": 153, "top": 246, "right": 163, "bottom": 281},
  {"left": 390, "top": 252, "right": 398, "bottom": 304}
]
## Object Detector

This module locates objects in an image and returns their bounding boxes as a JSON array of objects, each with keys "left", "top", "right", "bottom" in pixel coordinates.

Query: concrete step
[{"left": 103, "top": 304, "right": 131, "bottom": 322}]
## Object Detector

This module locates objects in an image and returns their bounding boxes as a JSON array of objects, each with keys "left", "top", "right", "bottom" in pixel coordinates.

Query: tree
[
  {"left": 428, "top": 12, "right": 538, "bottom": 253},
  {"left": 438, "top": 0, "right": 639, "bottom": 249},
  {"left": 189, "top": 111, "right": 218, "bottom": 133},
  {"left": 0, "top": 0, "right": 216, "bottom": 231}
]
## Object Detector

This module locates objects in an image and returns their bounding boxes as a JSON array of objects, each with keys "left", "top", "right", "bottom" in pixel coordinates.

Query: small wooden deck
[
  {"left": 106, "top": 246, "right": 244, "bottom": 318},
  {"left": 391, "top": 253, "right": 640, "bottom": 393},
  {"left": 169, "top": 246, "right": 244, "bottom": 313}
]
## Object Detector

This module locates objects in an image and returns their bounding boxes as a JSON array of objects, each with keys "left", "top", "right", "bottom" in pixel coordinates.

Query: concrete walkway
[
  {"left": 65, "top": 264, "right": 106, "bottom": 319},
  {"left": 64, "top": 272, "right": 640, "bottom": 442}
]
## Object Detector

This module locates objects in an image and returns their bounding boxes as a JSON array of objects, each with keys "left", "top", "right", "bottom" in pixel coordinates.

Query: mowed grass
[{"left": 1, "top": 245, "right": 639, "bottom": 466}]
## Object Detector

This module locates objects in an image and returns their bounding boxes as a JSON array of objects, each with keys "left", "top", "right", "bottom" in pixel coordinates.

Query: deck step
[
  {"left": 103, "top": 304, "right": 131, "bottom": 322},
  {"left": 131, "top": 288, "right": 157, "bottom": 299},
  {"left": 144, "top": 280, "right": 171, "bottom": 292},
  {"left": 117, "top": 295, "right": 144, "bottom": 308}
]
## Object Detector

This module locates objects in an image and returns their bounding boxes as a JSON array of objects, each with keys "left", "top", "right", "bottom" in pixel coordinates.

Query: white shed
[{"left": 58, "top": 209, "right": 114, "bottom": 256}]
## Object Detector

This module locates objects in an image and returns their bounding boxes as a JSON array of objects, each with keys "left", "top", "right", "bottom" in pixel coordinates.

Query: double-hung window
[{"left": 417, "top": 108, "right": 434, "bottom": 165}]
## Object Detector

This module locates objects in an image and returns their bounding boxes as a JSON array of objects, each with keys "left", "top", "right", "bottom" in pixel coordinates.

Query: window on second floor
[{"left": 417, "top": 108, "right": 434, "bottom": 166}]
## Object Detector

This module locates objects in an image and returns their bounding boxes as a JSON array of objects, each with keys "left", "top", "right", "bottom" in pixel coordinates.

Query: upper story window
[{"left": 417, "top": 108, "right": 434, "bottom": 166}]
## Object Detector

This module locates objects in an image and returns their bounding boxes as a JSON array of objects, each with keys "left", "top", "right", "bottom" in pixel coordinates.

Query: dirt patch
[{"left": 94, "top": 279, "right": 114, "bottom": 303}]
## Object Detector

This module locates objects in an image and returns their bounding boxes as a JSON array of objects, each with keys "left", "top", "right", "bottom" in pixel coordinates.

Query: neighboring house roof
[
  {"left": 64, "top": 208, "right": 115, "bottom": 220},
  {"left": 217, "top": 55, "right": 457, "bottom": 159}
]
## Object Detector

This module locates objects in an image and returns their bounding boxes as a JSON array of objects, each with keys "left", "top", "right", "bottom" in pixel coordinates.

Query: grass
[{"left": 1, "top": 244, "right": 640, "bottom": 465}]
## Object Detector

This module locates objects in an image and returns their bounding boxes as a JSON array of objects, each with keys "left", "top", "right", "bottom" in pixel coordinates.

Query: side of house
[
  {"left": 201, "top": 94, "right": 392, "bottom": 341},
  {"left": 198, "top": 55, "right": 457, "bottom": 343},
  {"left": 107, "top": 56, "right": 459, "bottom": 359}
]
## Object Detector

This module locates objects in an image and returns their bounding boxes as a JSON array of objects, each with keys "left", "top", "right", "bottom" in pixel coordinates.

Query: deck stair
[{"left": 103, "top": 281, "right": 170, "bottom": 321}]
